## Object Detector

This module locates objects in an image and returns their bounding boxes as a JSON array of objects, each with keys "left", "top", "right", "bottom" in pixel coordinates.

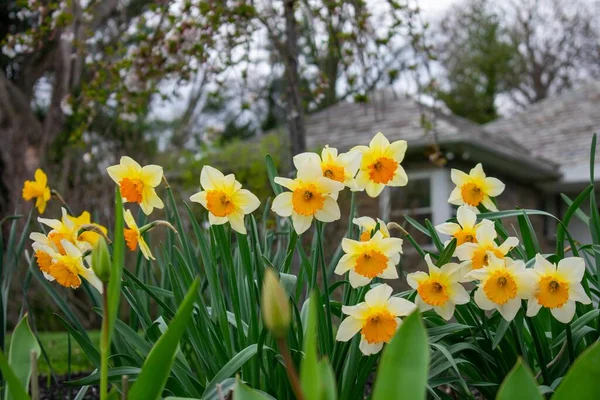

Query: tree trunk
[{"left": 283, "top": 0, "right": 306, "bottom": 162}]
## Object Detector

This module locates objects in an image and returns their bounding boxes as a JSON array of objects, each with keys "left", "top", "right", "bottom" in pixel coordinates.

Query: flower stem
[
  {"left": 525, "top": 316, "right": 549, "bottom": 385},
  {"left": 276, "top": 338, "right": 305, "bottom": 400},
  {"left": 566, "top": 323, "right": 575, "bottom": 364},
  {"left": 100, "top": 282, "right": 109, "bottom": 400}
]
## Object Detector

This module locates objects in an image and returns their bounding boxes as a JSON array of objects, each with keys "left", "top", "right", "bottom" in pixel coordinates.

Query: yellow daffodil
[
  {"left": 37, "top": 208, "right": 82, "bottom": 254},
  {"left": 448, "top": 164, "right": 504, "bottom": 211},
  {"left": 315, "top": 145, "right": 361, "bottom": 188},
  {"left": 454, "top": 223, "right": 518, "bottom": 273},
  {"left": 67, "top": 211, "right": 108, "bottom": 246},
  {"left": 353, "top": 216, "right": 390, "bottom": 241},
  {"left": 189, "top": 166, "right": 260, "bottom": 234},
  {"left": 334, "top": 231, "right": 403, "bottom": 288},
  {"left": 435, "top": 205, "right": 493, "bottom": 246},
  {"left": 526, "top": 255, "right": 591, "bottom": 323},
  {"left": 107, "top": 156, "right": 164, "bottom": 215},
  {"left": 407, "top": 254, "right": 470, "bottom": 321},
  {"left": 22, "top": 168, "right": 51, "bottom": 214},
  {"left": 336, "top": 284, "right": 416, "bottom": 355},
  {"left": 465, "top": 254, "right": 535, "bottom": 321},
  {"left": 123, "top": 209, "right": 154, "bottom": 260},
  {"left": 32, "top": 239, "right": 103, "bottom": 293},
  {"left": 272, "top": 154, "right": 344, "bottom": 234},
  {"left": 352, "top": 132, "right": 408, "bottom": 198}
]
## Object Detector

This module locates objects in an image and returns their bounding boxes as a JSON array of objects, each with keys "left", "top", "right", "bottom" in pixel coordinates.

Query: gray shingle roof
[
  {"left": 304, "top": 89, "right": 558, "bottom": 179},
  {"left": 484, "top": 82, "right": 600, "bottom": 168}
]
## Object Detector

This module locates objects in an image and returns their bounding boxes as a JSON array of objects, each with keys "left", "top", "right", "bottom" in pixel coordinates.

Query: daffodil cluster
[{"left": 25, "top": 131, "right": 593, "bottom": 359}]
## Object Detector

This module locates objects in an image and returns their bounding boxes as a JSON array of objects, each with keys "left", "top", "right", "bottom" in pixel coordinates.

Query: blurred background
[{"left": 2, "top": 0, "right": 600, "bottom": 327}]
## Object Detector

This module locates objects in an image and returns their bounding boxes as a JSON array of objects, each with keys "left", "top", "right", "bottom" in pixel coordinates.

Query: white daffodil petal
[
  {"left": 336, "top": 317, "right": 362, "bottom": 342},
  {"left": 551, "top": 302, "right": 576, "bottom": 324},
  {"left": 387, "top": 297, "right": 416, "bottom": 316},
  {"left": 364, "top": 284, "right": 393, "bottom": 306}
]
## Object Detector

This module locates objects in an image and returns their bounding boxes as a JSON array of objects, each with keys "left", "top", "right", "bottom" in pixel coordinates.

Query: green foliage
[
  {"left": 372, "top": 312, "right": 429, "bottom": 400},
  {"left": 437, "top": 0, "right": 519, "bottom": 123},
  {"left": 553, "top": 343, "right": 600, "bottom": 400},
  {"left": 4, "top": 316, "right": 39, "bottom": 400},
  {"left": 497, "top": 359, "right": 542, "bottom": 400},
  {"left": 128, "top": 278, "right": 200, "bottom": 400}
]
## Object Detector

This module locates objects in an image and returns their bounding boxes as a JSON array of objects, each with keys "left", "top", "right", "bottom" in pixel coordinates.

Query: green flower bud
[
  {"left": 91, "top": 237, "right": 111, "bottom": 283},
  {"left": 261, "top": 269, "right": 291, "bottom": 338}
]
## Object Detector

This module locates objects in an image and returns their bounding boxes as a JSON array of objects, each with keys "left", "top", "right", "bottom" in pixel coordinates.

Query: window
[{"left": 380, "top": 169, "right": 452, "bottom": 248}]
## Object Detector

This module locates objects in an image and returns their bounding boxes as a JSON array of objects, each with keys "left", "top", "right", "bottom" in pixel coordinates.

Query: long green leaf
[
  {"left": 496, "top": 359, "right": 541, "bottom": 400},
  {"left": 4, "top": 316, "right": 39, "bottom": 400},
  {"left": 128, "top": 278, "right": 200, "bottom": 400},
  {"left": 0, "top": 350, "right": 30, "bottom": 400},
  {"left": 202, "top": 344, "right": 259, "bottom": 398},
  {"left": 553, "top": 342, "right": 600, "bottom": 400},
  {"left": 108, "top": 189, "right": 125, "bottom": 343},
  {"left": 372, "top": 311, "right": 429, "bottom": 400},
  {"left": 300, "top": 292, "right": 319, "bottom": 399}
]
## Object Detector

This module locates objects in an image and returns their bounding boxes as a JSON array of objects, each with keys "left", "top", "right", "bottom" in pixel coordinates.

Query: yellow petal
[
  {"left": 271, "top": 192, "right": 293, "bottom": 217},
  {"left": 232, "top": 189, "right": 260, "bottom": 214},
  {"left": 141, "top": 165, "right": 163, "bottom": 187},
  {"left": 200, "top": 165, "right": 225, "bottom": 191},
  {"left": 35, "top": 169, "right": 47, "bottom": 186}
]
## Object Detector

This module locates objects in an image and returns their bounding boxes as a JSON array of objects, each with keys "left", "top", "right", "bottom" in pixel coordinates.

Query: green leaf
[
  {"left": 66, "top": 367, "right": 141, "bottom": 386},
  {"left": 107, "top": 189, "right": 125, "bottom": 344},
  {"left": 232, "top": 378, "right": 271, "bottom": 400},
  {"left": 202, "top": 344, "right": 259, "bottom": 398},
  {"left": 496, "top": 359, "right": 542, "bottom": 400},
  {"left": 553, "top": 342, "right": 600, "bottom": 400},
  {"left": 4, "top": 315, "right": 39, "bottom": 400},
  {"left": 317, "top": 360, "right": 337, "bottom": 400},
  {"left": 436, "top": 238, "right": 457, "bottom": 266},
  {"left": 300, "top": 292, "right": 319, "bottom": 399},
  {"left": 265, "top": 155, "right": 282, "bottom": 195},
  {"left": 372, "top": 311, "right": 429, "bottom": 400},
  {"left": 128, "top": 278, "right": 200, "bottom": 400},
  {"left": 0, "top": 349, "right": 30, "bottom": 400}
]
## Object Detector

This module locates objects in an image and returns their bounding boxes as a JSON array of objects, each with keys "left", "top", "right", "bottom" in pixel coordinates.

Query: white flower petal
[
  {"left": 484, "top": 177, "right": 505, "bottom": 197},
  {"left": 557, "top": 257, "right": 586, "bottom": 283},
  {"left": 497, "top": 298, "right": 520, "bottom": 321},
  {"left": 228, "top": 212, "right": 247, "bottom": 234},
  {"left": 436, "top": 222, "right": 460, "bottom": 236},
  {"left": 526, "top": 299, "right": 542, "bottom": 317},
  {"left": 473, "top": 287, "right": 495, "bottom": 310},
  {"left": 359, "top": 338, "right": 384, "bottom": 355},
  {"left": 200, "top": 165, "right": 225, "bottom": 191},
  {"left": 271, "top": 192, "right": 293, "bottom": 217},
  {"left": 365, "top": 284, "right": 393, "bottom": 306},
  {"left": 457, "top": 205, "right": 477, "bottom": 230},
  {"left": 315, "top": 197, "right": 341, "bottom": 222},
  {"left": 551, "top": 301, "right": 576, "bottom": 324},
  {"left": 435, "top": 302, "right": 456, "bottom": 321},
  {"left": 292, "top": 213, "right": 313, "bottom": 235},
  {"left": 348, "top": 270, "right": 371, "bottom": 288},
  {"left": 334, "top": 254, "right": 355, "bottom": 275},
  {"left": 387, "top": 297, "right": 416, "bottom": 316},
  {"left": 336, "top": 317, "right": 362, "bottom": 342}
]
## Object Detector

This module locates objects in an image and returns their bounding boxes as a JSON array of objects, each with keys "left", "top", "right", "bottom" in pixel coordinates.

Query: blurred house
[{"left": 304, "top": 83, "right": 600, "bottom": 266}]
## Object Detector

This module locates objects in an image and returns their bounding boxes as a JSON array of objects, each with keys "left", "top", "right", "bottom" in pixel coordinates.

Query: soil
[{"left": 38, "top": 373, "right": 99, "bottom": 400}]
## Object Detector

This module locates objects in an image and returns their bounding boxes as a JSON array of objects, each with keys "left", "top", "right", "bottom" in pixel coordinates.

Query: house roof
[
  {"left": 484, "top": 82, "right": 600, "bottom": 184},
  {"left": 305, "top": 89, "right": 559, "bottom": 181}
]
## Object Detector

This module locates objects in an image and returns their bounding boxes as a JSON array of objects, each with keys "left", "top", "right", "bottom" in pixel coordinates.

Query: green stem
[
  {"left": 100, "top": 283, "right": 109, "bottom": 400},
  {"left": 566, "top": 323, "right": 575, "bottom": 364},
  {"left": 526, "top": 316, "right": 549, "bottom": 385},
  {"left": 316, "top": 222, "right": 334, "bottom": 355},
  {"left": 346, "top": 192, "right": 356, "bottom": 239}
]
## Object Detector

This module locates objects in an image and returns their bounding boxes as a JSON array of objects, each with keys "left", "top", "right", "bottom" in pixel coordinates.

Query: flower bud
[
  {"left": 91, "top": 237, "right": 111, "bottom": 283},
  {"left": 261, "top": 269, "right": 291, "bottom": 338}
]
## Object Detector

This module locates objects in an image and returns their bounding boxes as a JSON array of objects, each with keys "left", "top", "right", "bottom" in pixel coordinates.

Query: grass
[{"left": 6, "top": 330, "right": 100, "bottom": 376}]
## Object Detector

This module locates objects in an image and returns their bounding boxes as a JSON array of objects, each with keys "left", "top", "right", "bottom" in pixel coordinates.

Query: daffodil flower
[
  {"left": 38, "top": 208, "right": 84, "bottom": 254},
  {"left": 272, "top": 154, "right": 344, "bottom": 234},
  {"left": 22, "top": 168, "right": 51, "bottom": 214},
  {"left": 33, "top": 239, "right": 103, "bottom": 293},
  {"left": 123, "top": 209, "right": 155, "bottom": 260},
  {"left": 318, "top": 145, "right": 362, "bottom": 189},
  {"left": 407, "top": 255, "right": 470, "bottom": 321},
  {"left": 334, "top": 231, "right": 403, "bottom": 288},
  {"left": 189, "top": 166, "right": 260, "bottom": 234},
  {"left": 67, "top": 211, "right": 108, "bottom": 246},
  {"left": 526, "top": 254, "right": 591, "bottom": 323},
  {"left": 454, "top": 223, "right": 518, "bottom": 273},
  {"left": 353, "top": 216, "right": 391, "bottom": 241},
  {"left": 107, "top": 156, "right": 164, "bottom": 215},
  {"left": 448, "top": 164, "right": 504, "bottom": 211},
  {"left": 465, "top": 254, "right": 535, "bottom": 321},
  {"left": 352, "top": 132, "right": 408, "bottom": 198},
  {"left": 336, "top": 284, "right": 416, "bottom": 355},
  {"left": 435, "top": 205, "right": 493, "bottom": 246}
]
